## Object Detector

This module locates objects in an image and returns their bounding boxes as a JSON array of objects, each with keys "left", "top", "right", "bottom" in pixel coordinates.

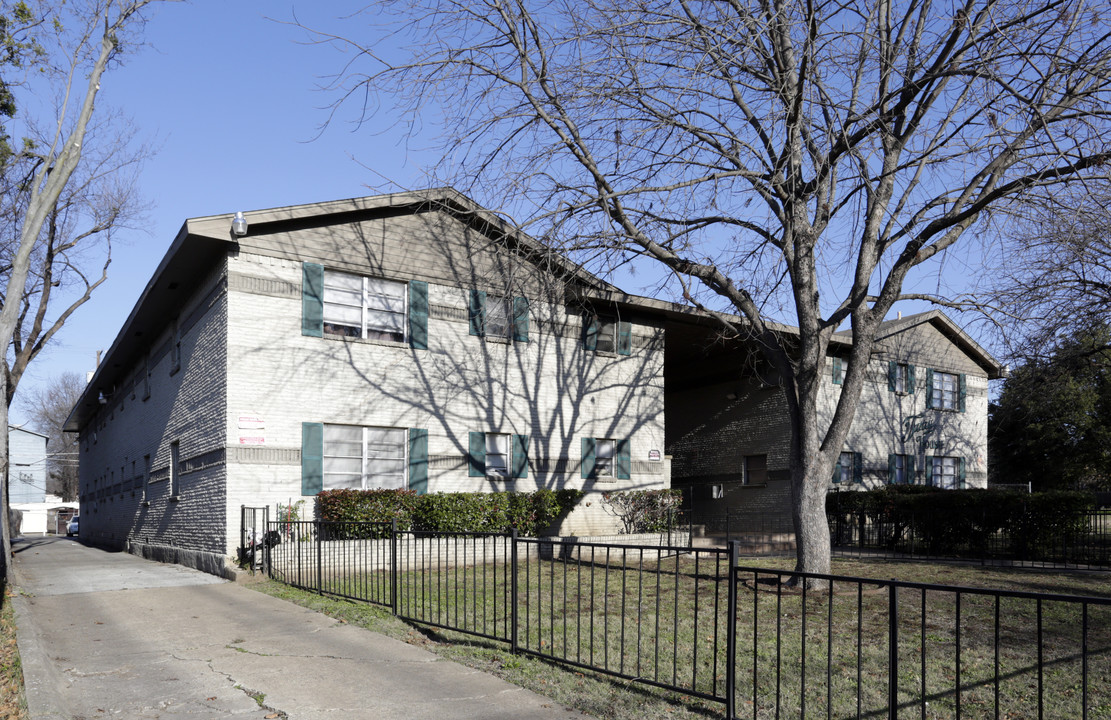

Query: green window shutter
[
  {"left": 908, "top": 365, "right": 917, "bottom": 394},
  {"left": 958, "top": 457, "right": 967, "bottom": 488},
  {"left": 581, "top": 437, "right": 596, "bottom": 479},
  {"left": 958, "top": 374, "right": 967, "bottom": 413},
  {"left": 301, "top": 263, "right": 324, "bottom": 338},
  {"left": 832, "top": 455, "right": 842, "bottom": 484},
  {"left": 832, "top": 357, "right": 843, "bottom": 385},
  {"left": 617, "top": 321, "right": 632, "bottom": 356},
  {"left": 409, "top": 428, "right": 428, "bottom": 494},
  {"left": 583, "top": 315, "right": 599, "bottom": 351},
  {"left": 512, "top": 297, "right": 530, "bottom": 343},
  {"left": 468, "top": 290, "right": 486, "bottom": 337},
  {"left": 616, "top": 439, "right": 632, "bottom": 480},
  {"left": 908, "top": 455, "right": 916, "bottom": 485},
  {"left": 853, "top": 452, "right": 863, "bottom": 483},
  {"left": 888, "top": 454, "right": 897, "bottom": 484},
  {"left": 888, "top": 361, "right": 897, "bottom": 392},
  {"left": 468, "top": 431, "right": 486, "bottom": 477},
  {"left": 409, "top": 281, "right": 429, "bottom": 350},
  {"left": 925, "top": 368, "right": 935, "bottom": 409},
  {"left": 512, "top": 434, "right": 529, "bottom": 478},
  {"left": 925, "top": 455, "right": 934, "bottom": 486},
  {"left": 301, "top": 422, "right": 324, "bottom": 496}
]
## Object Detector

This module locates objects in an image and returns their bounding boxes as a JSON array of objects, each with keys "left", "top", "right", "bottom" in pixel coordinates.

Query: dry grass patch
[{"left": 0, "top": 581, "right": 29, "bottom": 720}]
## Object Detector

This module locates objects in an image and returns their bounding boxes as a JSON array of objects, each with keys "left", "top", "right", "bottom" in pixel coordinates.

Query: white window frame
[
  {"left": 485, "top": 432, "right": 511, "bottom": 478},
  {"left": 893, "top": 453, "right": 911, "bottom": 484},
  {"left": 837, "top": 451, "right": 854, "bottom": 485},
  {"left": 323, "top": 424, "right": 408, "bottom": 491},
  {"left": 484, "top": 296, "right": 512, "bottom": 340},
  {"left": 594, "top": 438, "right": 616, "bottom": 478},
  {"left": 932, "top": 371, "right": 959, "bottom": 411},
  {"left": 932, "top": 456, "right": 959, "bottom": 489},
  {"left": 322, "top": 270, "right": 408, "bottom": 343},
  {"left": 894, "top": 363, "right": 909, "bottom": 394},
  {"left": 169, "top": 441, "right": 180, "bottom": 499}
]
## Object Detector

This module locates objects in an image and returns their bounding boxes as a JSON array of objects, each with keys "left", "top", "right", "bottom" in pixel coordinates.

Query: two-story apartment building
[
  {"left": 65, "top": 190, "right": 670, "bottom": 576},
  {"left": 666, "top": 310, "right": 1004, "bottom": 521}
]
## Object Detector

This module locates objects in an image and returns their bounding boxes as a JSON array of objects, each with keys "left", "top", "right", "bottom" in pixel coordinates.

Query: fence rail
[{"left": 265, "top": 520, "right": 1111, "bottom": 719}]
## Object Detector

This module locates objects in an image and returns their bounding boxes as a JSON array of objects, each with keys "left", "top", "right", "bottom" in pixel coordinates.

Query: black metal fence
[
  {"left": 264, "top": 520, "right": 1111, "bottom": 719},
  {"left": 829, "top": 510, "right": 1111, "bottom": 570},
  {"left": 237, "top": 505, "right": 269, "bottom": 572}
]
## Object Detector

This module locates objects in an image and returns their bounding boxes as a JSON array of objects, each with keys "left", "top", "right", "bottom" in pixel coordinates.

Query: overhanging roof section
[{"left": 64, "top": 188, "right": 616, "bottom": 432}]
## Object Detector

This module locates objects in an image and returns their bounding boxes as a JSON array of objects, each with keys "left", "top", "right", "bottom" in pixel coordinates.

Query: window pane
[
  {"left": 596, "top": 320, "right": 616, "bottom": 353},
  {"left": 486, "top": 298, "right": 510, "bottom": 338}
]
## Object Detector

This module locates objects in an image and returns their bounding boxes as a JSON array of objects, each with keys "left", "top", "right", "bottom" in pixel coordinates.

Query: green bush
[
  {"left": 316, "top": 488, "right": 584, "bottom": 537},
  {"left": 827, "top": 487, "right": 1094, "bottom": 558}
]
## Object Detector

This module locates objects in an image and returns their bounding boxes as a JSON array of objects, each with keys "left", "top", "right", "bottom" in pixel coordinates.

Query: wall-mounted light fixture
[
  {"left": 231, "top": 211, "right": 248, "bottom": 237},
  {"left": 97, "top": 391, "right": 108, "bottom": 405}
]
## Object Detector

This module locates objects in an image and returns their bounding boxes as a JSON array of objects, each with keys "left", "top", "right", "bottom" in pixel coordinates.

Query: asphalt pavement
[{"left": 10, "top": 536, "right": 589, "bottom": 719}]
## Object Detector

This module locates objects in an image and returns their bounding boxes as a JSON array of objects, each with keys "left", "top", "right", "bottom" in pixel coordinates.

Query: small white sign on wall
[
  {"left": 238, "top": 414, "right": 265, "bottom": 429},
  {"left": 239, "top": 436, "right": 265, "bottom": 445},
  {"left": 648, "top": 449, "right": 661, "bottom": 462}
]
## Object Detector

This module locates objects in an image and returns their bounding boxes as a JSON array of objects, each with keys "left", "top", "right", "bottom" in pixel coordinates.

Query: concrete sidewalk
[{"left": 11, "top": 537, "right": 588, "bottom": 719}]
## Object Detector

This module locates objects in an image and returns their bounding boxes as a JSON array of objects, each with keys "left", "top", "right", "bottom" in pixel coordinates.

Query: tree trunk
[{"left": 1, "top": 371, "right": 11, "bottom": 582}]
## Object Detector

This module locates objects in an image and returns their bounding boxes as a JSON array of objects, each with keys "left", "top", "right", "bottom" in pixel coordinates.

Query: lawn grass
[
  {"left": 253, "top": 553, "right": 1111, "bottom": 720},
  {"left": 0, "top": 580, "right": 29, "bottom": 720}
]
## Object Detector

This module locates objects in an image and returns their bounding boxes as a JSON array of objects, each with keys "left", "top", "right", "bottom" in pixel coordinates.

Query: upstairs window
[
  {"left": 888, "top": 362, "right": 916, "bottom": 394},
  {"left": 583, "top": 314, "right": 631, "bottom": 355},
  {"left": 323, "top": 271, "right": 407, "bottom": 343},
  {"left": 926, "top": 370, "right": 965, "bottom": 412},
  {"left": 469, "top": 290, "right": 529, "bottom": 342}
]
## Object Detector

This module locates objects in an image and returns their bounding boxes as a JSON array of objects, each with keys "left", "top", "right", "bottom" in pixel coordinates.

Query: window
[
  {"left": 743, "top": 454, "right": 768, "bottom": 485},
  {"left": 888, "top": 453, "right": 915, "bottom": 484},
  {"left": 323, "top": 425, "right": 407, "bottom": 490},
  {"left": 169, "top": 321, "right": 181, "bottom": 374},
  {"left": 926, "top": 369, "right": 966, "bottom": 412},
  {"left": 469, "top": 431, "right": 528, "bottom": 478},
  {"left": 142, "top": 455, "right": 150, "bottom": 504},
  {"left": 927, "top": 455, "right": 964, "bottom": 489},
  {"left": 711, "top": 484, "right": 724, "bottom": 499},
  {"left": 323, "top": 270, "right": 407, "bottom": 342},
  {"left": 581, "top": 437, "right": 631, "bottom": 480},
  {"left": 469, "top": 290, "right": 529, "bottom": 342},
  {"left": 888, "top": 362, "right": 915, "bottom": 394},
  {"left": 169, "top": 442, "right": 180, "bottom": 498},
  {"left": 831, "top": 357, "right": 845, "bottom": 385},
  {"left": 583, "top": 314, "right": 631, "bottom": 355},
  {"left": 832, "top": 451, "right": 862, "bottom": 484}
]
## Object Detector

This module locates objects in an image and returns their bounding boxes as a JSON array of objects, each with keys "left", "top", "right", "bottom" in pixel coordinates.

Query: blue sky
[
  {"left": 14, "top": 1, "right": 434, "bottom": 422},
  {"left": 11, "top": 0, "right": 998, "bottom": 423}
]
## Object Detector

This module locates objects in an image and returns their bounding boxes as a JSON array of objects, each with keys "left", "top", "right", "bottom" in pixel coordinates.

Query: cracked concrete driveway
[{"left": 11, "top": 537, "right": 588, "bottom": 719}]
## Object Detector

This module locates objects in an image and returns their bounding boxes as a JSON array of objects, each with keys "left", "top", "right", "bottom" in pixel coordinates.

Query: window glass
[
  {"left": 895, "top": 364, "right": 908, "bottom": 393},
  {"left": 595, "top": 439, "right": 615, "bottom": 477},
  {"left": 323, "top": 425, "right": 406, "bottom": 490},
  {"left": 323, "top": 270, "right": 406, "bottom": 342},
  {"left": 596, "top": 319, "right": 617, "bottom": 353},
  {"left": 932, "top": 371, "right": 958, "bottom": 410},
  {"left": 837, "top": 451, "right": 853, "bottom": 485},
  {"left": 744, "top": 454, "right": 768, "bottom": 484},
  {"left": 485, "top": 297, "right": 512, "bottom": 339},
  {"left": 933, "top": 456, "right": 959, "bottom": 489},
  {"left": 485, "top": 433, "right": 510, "bottom": 477}
]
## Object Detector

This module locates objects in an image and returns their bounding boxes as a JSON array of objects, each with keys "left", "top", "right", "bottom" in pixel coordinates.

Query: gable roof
[{"left": 65, "top": 188, "right": 616, "bottom": 432}]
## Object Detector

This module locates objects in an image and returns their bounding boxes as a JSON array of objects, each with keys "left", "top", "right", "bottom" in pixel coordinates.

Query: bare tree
[
  {"left": 0, "top": 0, "right": 165, "bottom": 580},
  {"left": 17, "top": 371, "right": 83, "bottom": 500},
  {"left": 979, "top": 183, "right": 1111, "bottom": 364},
  {"left": 313, "top": 0, "right": 1111, "bottom": 579}
]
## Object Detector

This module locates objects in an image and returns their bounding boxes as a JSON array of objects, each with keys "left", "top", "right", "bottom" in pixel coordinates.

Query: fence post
[
  {"left": 510, "top": 528, "right": 519, "bottom": 654},
  {"left": 725, "top": 540, "right": 739, "bottom": 720},
  {"left": 316, "top": 520, "right": 323, "bottom": 596},
  {"left": 262, "top": 507, "right": 270, "bottom": 576},
  {"left": 390, "top": 519, "right": 398, "bottom": 616},
  {"left": 888, "top": 581, "right": 899, "bottom": 720}
]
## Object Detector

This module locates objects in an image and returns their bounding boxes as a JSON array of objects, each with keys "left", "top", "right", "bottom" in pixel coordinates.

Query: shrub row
[
  {"left": 827, "top": 486, "right": 1096, "bottom": 557},
  {"left": 316, "top": 488, "right": 584, "bottom": 537}
]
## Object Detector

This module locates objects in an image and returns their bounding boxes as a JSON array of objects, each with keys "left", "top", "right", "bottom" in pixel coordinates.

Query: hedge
[
  {"left": 827, "top": 486, "right": 1096, "bottom": 557},
  {"left": 316, "top": 488, "right": 584, "bottom": 537}
]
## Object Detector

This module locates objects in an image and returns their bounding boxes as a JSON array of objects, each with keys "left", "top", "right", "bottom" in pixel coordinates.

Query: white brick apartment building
[{"left": 66, "top": 190, "right": 670, "bottom": 576}]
